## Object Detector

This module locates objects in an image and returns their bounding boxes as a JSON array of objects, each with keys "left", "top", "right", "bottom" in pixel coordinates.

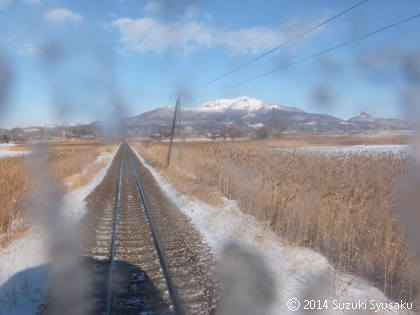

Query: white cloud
[
  {"left": 18, "top": 41, "right": 39, "bottom": 56},
  {"left": 45, "top": 8, "right": 83, "bottom": 24},
  {"left": 184, "top": 6, "right": 211, "bottom": 21},
  {"left": 184, "top": 6, "right": 199, "bottom": 19},
  {"left": 111, "top": 18, "right": 209, "bottom": 53},
  {"left": 111, "top": 17, "right": 317, "bottom": 55},
  {"left": 144, "top": 1, "right": 212, "bottom": 21},
  {"left": 0, "top": 0, "right": 12, "bottom": 9},
  {"left": 144, "top": 1, "right": 161, "bottom": 13}
]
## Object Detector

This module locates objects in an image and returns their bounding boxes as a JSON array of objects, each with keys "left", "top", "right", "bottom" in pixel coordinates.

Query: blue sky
[{"left": 0, "top": 0, "right": 419, "bottom": 128}]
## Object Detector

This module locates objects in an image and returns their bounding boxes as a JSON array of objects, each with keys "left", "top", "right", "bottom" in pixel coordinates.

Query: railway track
[{"left": 84, "top": 142, "right": 218, "bottom": 314}]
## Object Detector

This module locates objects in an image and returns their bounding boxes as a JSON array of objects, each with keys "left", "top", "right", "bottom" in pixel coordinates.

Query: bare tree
[
  {"left": 208, "top": 133, "right": 218, "bottom": 142},
  {"left": 2, "top": 134, "right": 9, "bottom": 143},
  {"left": 255, "top": 126, "right": 269, "bottom": 139},
  {"left": 266, "top": 117, "right": 287, "bottom": 137},
  {"left": 220, "top": 128, "right": 229, "bottom": 142},
  {"left": 206, "top": 129, "right": 220, "bottom": 142},
  {"left": 230, "top": 127, "right": 245, "bottom": 141}
]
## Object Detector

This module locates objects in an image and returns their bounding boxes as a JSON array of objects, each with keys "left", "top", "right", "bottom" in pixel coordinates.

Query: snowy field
[
  {"left": 0, "top": 151, "right": 31, "bottom": 159},
  {"left": 0, "top": 147, "right": 31, "bottom": 159},
  {"left": 0, "top": 143, "right": 31, "bottom": 159},
  {"left": 0, "top": 149, "right": 117, "bottom": 314},
  {"left": 133, "top": 147, "right": 413, "bottom": 314},
  {"left": 276, "top": 144, "right": 411, "bottom": 156},
  {"left": 0, "top": 143, "right": 17, "bottom": 147},
  {"left": 159, "top": 137, "right": 212, "bottom": 142},
  {"left": 153, "top": 137, "right": 247, "bottom": 142}
]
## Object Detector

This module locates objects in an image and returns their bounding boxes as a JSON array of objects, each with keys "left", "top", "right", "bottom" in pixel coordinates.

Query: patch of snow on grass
[
  {"left": 132, "top": 147, "right": 410, "bottom": 314},
  {"left": 0, "top": 150, "right": 30, "bottom": 159},
  {"left": 0, "top": 143, "right": 17, "bottom": 147},
  {"left": 62, "top": 150, "right": 116, "bottom": 222},
  {"left": 277, "top": 144, "right": 411, "bottom": 156}
]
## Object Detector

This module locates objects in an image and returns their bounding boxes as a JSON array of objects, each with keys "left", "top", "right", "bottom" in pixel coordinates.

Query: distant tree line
[
  {"left": 255, "top": 118, "right": 288, "bottom": 139},
  {"left": 197, "top": 117, "right": 288, "bottom": 141},
  {"left": 0, "top": 134, "right": 9, "bottom": 143}
]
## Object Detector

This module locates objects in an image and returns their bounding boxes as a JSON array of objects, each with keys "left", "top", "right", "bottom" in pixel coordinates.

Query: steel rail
[
  {"left": 105, "top": 150, "right": 124, "bottom": 315},
  {"left": 129, "top": 153, "right": 186, "bottom": 315}
]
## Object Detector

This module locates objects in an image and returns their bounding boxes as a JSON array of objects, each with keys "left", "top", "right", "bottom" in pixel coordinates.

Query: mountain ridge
[
  {"left": 124, "top": 97, "right": 409, "bottom": 136},
  {"left": 0, "top": 97, "right": 410, "bottom": 139},
  {"left": 190, "top": 96, "right": 303, "bottom": 113}
]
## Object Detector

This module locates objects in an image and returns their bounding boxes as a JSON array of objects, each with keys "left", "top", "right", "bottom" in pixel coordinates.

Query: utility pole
[
  {"left": 177, "top": 99, "right": 183, "bottom": 166},
  {"left": 166, "top": 94, "right": 181, "bottom": 167}
]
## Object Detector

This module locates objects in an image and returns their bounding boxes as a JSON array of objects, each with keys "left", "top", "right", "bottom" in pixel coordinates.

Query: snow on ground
[
  {"left": 276, "top": 144, "right": 411, "bottom": 156},
  {"left": 158, "top": 137, "right": 248, "bottom": 143},
  {"left": 0, "top": 143, "right": 30, "bottom": 159},
  {"left": 0, "top": 148, "right": 118, "bottom": 314},
  {"left": 160, "top": 137, "right": 212, "bottom": 143},
  {"left": 0, "top": 143, "right": 17, "bottom": 147},
  {"left": 0, "top": 227, "right": 49, "bottom": 314},
  {"left": 62, "top": 150, "right": 117, "bottom": 222},
  {"left": 0, "top": 150, "right": 30, "bottom": 159},
  {"left": 132, "top": 147, "right": 413, "bottom": 314}
]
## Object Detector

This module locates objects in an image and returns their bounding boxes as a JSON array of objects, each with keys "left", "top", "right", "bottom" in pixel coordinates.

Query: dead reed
[
  {"left": 131, "top": 139, "right": 418, "bottom": 303},
  {"left": 0, "top": 142, "right": 116, "bottom": 247}
]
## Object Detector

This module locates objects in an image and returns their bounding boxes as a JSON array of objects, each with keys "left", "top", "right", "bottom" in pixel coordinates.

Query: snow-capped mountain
[
  {"left": 348, "top": 112, "right": 407, "bottom": 129},
  {"left": 123, "top": 97, "right": 409, "bottom": 136},
  {"left": 349, "top": 112, "right": 375, "bottom": 122},
  {"left": 1, "top": 97, "right": 409, "bottom": 139},
  {"left": 191, "top": 97, "right": 303, "bottom": 113}
]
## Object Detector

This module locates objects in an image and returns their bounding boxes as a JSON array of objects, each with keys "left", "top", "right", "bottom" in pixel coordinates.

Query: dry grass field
[
  {"left": 0, "top": 141, "right": 116, "bottom": 247},
  {"left": 131, "top": 138, "right": 418, "bottom": 303}
]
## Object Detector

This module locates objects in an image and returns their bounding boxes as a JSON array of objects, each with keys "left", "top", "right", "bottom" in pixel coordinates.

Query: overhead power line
[
  {"left": 199, "top": 0, "right": 370, "bottom": 88},
  {"left": 199, "top": 13, "right": 420, "bottom": 98}
]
